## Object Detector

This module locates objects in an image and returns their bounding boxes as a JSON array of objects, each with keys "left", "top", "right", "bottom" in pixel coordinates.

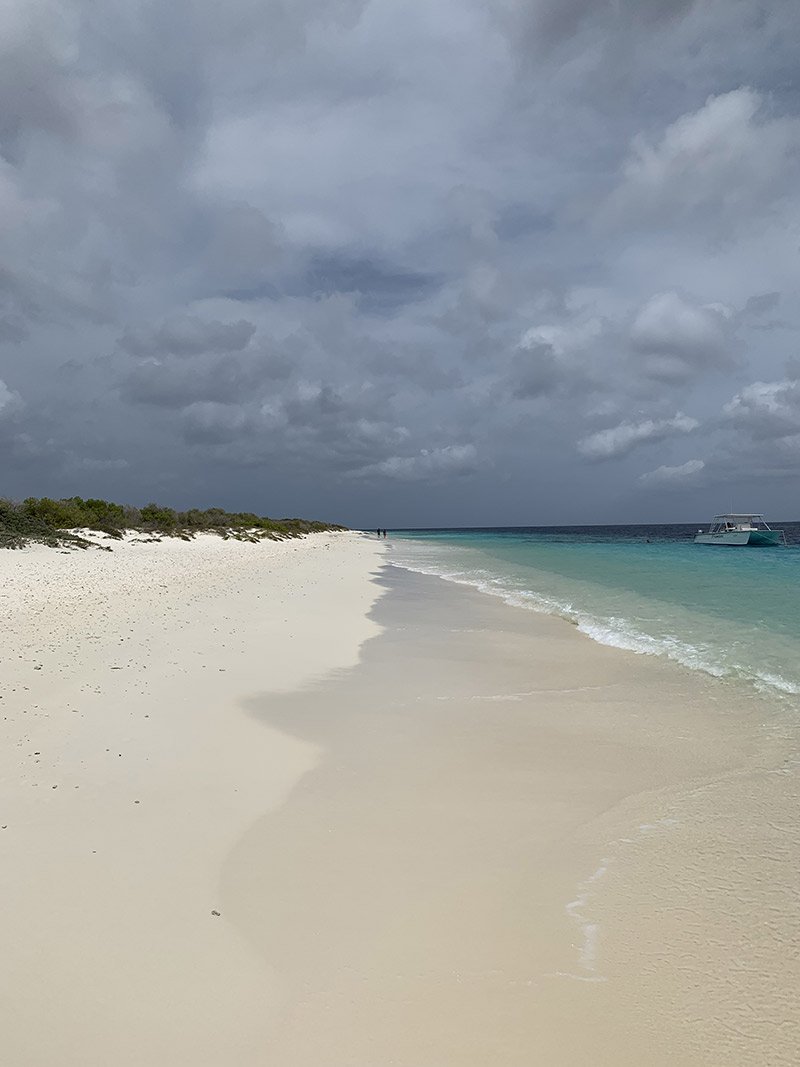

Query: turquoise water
[{"left": 389, "top": 525, "right": 800, "bottom": 700}]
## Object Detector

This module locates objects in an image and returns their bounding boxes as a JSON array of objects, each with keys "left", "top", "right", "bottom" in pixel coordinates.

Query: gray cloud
[
  {"left": 1, "top": 0, "right": 800, "bottom": 523},
  {"left": 196, "top": 202, "right": 287, "bottom": 299},
  {"left": 493, "top": 0, "right": 697, "bottom": 53},
  {"left": 180, "top": 401, "right": 255, "bottom": 445},
  {"left": 0, "top": 315, "right": 27, "bottom": 344},
  {"left": 67, "top": 454, "right": 130, "bottom": 472},
  {"left": 302, "top": 253, "right": 439, "bottom": 312},
  {"left": 0, "top": 3, "right": 80, "bottom": 163},
  {"left": 630, "top": 291, "right": 734, "bottom": 381},
  {"left": 119, "top": 316, "right": 256, "bottom": 358},
  {"left": 508, "top": 343, "right": 561, "bottom": 399},
  {"left": 743, "top": 292, "right": 780, "bottom": 319},
  {"left": 119, "top": 351, "right": 287, "bottom": 409}
]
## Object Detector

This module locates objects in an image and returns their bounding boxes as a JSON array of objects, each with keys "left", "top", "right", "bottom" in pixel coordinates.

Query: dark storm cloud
[{"left": 1, "top": 0, "right": 800, "bottom": 523}]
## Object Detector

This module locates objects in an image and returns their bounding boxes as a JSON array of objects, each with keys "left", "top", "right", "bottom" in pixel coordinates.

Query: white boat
[{"left": 694, "top": 514, "right": 785, "bottom": 546}]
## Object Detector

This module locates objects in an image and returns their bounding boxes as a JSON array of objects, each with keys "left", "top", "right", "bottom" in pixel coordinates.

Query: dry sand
[
  {"left": 1, "top": 534, "right": 798, "bottom": 1065},
  {"left": 0, "top": 530, "right": 383, "bottom": 1065}
]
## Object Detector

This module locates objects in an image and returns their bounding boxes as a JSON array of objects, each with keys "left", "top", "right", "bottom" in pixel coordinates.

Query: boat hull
[{"left": 694, "top": 530, "right": 781, "bottom": 546}]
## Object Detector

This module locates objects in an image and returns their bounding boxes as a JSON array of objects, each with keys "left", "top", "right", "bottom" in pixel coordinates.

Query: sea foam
[{"left": 388, "top": 532, "right": 800, "bottom": 702}]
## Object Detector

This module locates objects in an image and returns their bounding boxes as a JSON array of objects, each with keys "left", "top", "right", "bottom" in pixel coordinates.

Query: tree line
[{"left": 0, "top": 496, "right": 344, "bottom": 549}]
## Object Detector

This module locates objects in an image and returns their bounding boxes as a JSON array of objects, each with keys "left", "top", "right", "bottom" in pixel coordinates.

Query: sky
[{"left": 1, "top": 0, "right": 799, "bottom": 528}]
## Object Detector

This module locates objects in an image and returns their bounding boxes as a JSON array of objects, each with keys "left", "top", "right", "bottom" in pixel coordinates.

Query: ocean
[{"left": 387, "top": 523, "right": 800, "bottom": 701}]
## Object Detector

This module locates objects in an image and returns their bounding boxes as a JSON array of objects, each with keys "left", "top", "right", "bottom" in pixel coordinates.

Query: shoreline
[
  {"left": 230, "top": 563, "right": 799, "bottom": 1065},
  {"left": 1, "top": 536, "right": 797, "bottom": 1064},
  {"left": 386, "top": 532, "right": 800, "bottom": 703}
]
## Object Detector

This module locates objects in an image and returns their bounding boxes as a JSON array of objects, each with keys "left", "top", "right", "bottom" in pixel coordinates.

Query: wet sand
[{"left": 227, "top": 565, "right": 799, "bottom": 1066}]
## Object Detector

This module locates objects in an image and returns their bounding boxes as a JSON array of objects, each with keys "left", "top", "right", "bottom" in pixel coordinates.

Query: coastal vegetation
[{"left": 0, "top": 496, "right": 344, "bottom": 549}]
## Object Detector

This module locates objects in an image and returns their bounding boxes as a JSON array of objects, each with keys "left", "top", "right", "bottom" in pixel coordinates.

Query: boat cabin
[{"left": 706, "top": 514, "right": 772, "bottom": 534}]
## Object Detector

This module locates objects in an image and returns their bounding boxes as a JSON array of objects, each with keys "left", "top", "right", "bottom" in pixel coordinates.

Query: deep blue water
[{"left": 387, "top": 523, "right": 800, "bottom": 699}]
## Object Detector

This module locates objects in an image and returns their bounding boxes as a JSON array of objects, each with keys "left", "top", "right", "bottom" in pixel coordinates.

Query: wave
[{"left": 387, "top": 553, "right": 800, "bottom": 699}]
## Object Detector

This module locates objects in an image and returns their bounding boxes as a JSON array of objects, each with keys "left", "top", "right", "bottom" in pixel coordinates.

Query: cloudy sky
[{"left": 1, "top": 0, "right": 799, "bottom": 526}]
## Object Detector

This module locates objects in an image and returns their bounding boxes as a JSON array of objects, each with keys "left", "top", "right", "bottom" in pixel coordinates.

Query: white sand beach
[
  {"left": 1, "top": 533, "right": 798, "bottom": 1065},
  {"left": 0, "top": 530, "right": 383, "bottom": 1065}
]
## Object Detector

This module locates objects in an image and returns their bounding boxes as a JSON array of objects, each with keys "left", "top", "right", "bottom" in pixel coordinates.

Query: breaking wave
[{"left": 387, "top": 549, "right": 800, "bottom": 700}]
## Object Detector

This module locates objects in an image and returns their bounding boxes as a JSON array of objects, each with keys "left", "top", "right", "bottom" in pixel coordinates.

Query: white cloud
[
  {"left": 638, "top": 458, "right": 705, "bottom": 487},
  {"left": 520, "top": 317, "right": 603, "bottom": 357},
  {"left": 606, "top": 88, "right": 800, "bottom": 225},
  {"left": 0, "top": 379, "right": 23, "bottom": 417},
  {"left": 355, "top": 443, "right": 479, "bottom": 482},
  {"left": 723, "top": 379, "right": 800, "bottom": 439},
  {"left": 578, "top": 412, "right": 698, "bottom": 460}
]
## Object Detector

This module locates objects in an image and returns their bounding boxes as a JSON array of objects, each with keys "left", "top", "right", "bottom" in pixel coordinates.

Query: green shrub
[
  {"left": 0, "top": 498, "right": 90, "bottom": 549},
  {"left": 1, "top": 494, "right": 345, "bottom": 548},
  {"left": 140, "top": 503, "right": 178, "bottom": 530}
]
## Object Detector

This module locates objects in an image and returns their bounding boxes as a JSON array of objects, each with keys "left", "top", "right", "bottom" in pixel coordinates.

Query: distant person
[{"left": 376, "top": 529, "right": 380, "bottom": 537}]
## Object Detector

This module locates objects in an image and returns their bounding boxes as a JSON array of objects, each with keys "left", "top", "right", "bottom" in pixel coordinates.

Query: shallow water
[{"left": 389, "top": 523, "right": 800, "bottom": 700}]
